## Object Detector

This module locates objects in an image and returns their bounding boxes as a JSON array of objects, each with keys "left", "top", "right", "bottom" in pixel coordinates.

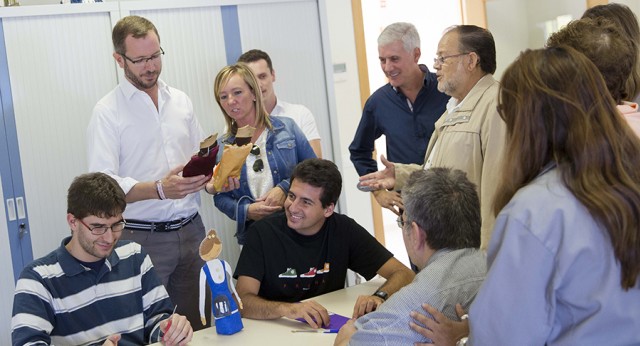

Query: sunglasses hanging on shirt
[{"left": 250, "top": 145, "right": 264, "bottom": 172}]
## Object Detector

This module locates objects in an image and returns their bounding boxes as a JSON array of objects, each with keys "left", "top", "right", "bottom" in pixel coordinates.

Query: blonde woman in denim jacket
[{"left": 210, "top": 63, "right": 316, "bottom": 245}]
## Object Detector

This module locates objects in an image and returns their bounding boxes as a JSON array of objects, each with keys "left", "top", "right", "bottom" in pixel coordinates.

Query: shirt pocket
[{"left": 273, "top": 139, "right": 298, "bottom": 172}]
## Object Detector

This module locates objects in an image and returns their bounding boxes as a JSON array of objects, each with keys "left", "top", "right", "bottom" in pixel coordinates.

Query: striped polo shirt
[{"left": 11, "top": 238, "right": 173, "bottom": 345}]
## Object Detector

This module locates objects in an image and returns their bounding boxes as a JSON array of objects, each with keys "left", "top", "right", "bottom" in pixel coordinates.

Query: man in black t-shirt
[{"left": 234, "top": 159, "right": 415, "bottom": 328}]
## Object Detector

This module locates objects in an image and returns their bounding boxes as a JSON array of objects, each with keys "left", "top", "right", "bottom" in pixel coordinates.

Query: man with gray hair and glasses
[
  {"left": 349, "top": 22, "right": 449, "bottom": 215},
  {"left": 334, "top": 167, "right": 486, "bottom": 345}
]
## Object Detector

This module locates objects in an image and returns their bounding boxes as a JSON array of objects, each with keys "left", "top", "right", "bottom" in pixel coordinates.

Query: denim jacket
[{"left": 213, "top": 116, "right": 316, "bottom": 244}]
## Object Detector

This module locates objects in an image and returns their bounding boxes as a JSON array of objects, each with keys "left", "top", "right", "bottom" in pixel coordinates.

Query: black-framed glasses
[
  {"left": 433, "top": 52, "right": 469, "bottom": 65},
  {"left": 77, "top": 218, "right": 126, "bottom": 236},
  {"left": 250, "top": 145, "right": 264, "bottom": 172},
  {"left": 396, "top": 209, "right": 410, "bottom": 230},
  {"left": 120, "top": 47, "right": 164, "bottom": 66}
]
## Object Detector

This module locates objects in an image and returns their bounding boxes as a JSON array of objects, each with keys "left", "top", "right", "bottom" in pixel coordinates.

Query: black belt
[{"left": 125, "top": 213, "right": 199, "bottom": 232}]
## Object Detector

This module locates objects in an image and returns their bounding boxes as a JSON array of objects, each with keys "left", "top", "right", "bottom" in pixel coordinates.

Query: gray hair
[
  {"left": 402, "top": 168, "right": 480, "bottom": 250},
  {"left": 378, "top": 22, "right": 420, "bottom": 52}
]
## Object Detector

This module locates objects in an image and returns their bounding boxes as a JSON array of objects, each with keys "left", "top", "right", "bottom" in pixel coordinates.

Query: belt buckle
[{"left": 152, "top": 222, "right": 168, "bottom": 232}]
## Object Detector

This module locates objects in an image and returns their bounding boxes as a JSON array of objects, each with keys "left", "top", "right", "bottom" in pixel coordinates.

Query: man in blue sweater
[
  {"left": 349, "top": 22, "right": 449, "bottom": 215},
  {"left": 11, "top": 172, "right": 193, "bottom": 345}
]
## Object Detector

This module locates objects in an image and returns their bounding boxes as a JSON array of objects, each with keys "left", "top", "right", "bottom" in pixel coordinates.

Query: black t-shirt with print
[{"left": 234, "top": 211, "right": 393, "bottom": 302}]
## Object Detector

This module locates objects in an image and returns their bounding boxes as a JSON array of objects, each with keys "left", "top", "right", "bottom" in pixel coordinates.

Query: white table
[{"left": 151, "top": 278, "right": 384, "bottom": 346}]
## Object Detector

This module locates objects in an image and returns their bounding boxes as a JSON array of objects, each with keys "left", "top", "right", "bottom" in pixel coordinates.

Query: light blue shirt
[
  {"left": 350, "top": 248, "right": 486, "bottom": 345},
  {"left": 470, "top": 167, "right": 640, "bottom": 344}
]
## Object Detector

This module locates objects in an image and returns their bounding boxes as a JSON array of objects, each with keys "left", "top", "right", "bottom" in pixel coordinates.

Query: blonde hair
[{"left": 214, "top": 63, "right": 272, "bottom": 138}]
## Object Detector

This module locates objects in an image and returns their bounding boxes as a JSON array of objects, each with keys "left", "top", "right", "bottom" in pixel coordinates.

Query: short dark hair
[
  {"left": 237, "top": 49, "right": 274, "bottom": 73},
  {"left": 402, "top": 167, "right": 480, "bottom": 250},
  {"left": 112, "top": 15, "right": 160, "bottom": 55},
  {"left": 447, "top": 25, "right": 496, "bottom": 74},
  {"left": 547, "top": 18, "right": 635, "bottom": 104},
  {"left": 67, "top": 172, "right": 126, "bottom": 219},
  {"left": 290, "top": 159, "right": 342, "bottom": 207}
]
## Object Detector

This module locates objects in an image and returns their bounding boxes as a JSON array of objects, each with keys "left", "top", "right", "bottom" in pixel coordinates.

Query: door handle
[
  {"left": 16, "top": 196, "right": 26, "bottom": 219},
  {"left": 5, "top": 198, "right": 17, "bottom": 221}
]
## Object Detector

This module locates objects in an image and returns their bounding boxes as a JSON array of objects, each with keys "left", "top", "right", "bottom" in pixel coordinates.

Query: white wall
[
  {"left": 323, "top": 0, "right": 374, "bottom": 231},
  {"left": 487, "top": 0, "right": 598, "bottom": 79},
  {"left": 486, "top": 0, "right": 529, "bottom": 79}
]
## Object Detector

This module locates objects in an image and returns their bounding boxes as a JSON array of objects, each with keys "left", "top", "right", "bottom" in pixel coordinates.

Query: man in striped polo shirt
[{"left": 11, "top": 173, "right": 193, "bottom": 345}]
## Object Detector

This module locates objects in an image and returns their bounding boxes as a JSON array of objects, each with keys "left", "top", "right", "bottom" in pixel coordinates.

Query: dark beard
[{"left": 124, "top": 63, "right": 159, "bottom": 90}]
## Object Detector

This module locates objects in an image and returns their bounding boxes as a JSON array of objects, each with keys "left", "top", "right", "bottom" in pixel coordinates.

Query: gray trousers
[{"left": 122, "top": 214, "right": 211, "bottom": 330}]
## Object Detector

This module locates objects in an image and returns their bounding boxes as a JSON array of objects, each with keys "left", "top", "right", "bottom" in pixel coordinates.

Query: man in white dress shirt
[
  {"left": 86, "top": 15, "right": 209, "bottom": 329},
  {"left": 237, "top": 49, "right": 322, "bottom": 157}
]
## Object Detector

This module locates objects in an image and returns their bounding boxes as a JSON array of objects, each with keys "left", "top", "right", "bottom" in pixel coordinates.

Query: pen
[
  {"left": 291, "top": 328, "right": 340, "bottom": 333},
  {"left": 163, "top": 305, "right": 177, "bottom": 341}
]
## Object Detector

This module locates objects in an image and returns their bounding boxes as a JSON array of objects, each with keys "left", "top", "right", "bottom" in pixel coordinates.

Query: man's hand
[
  {"left": 205, "top": 176, "right": 240, "bottom": 194},
  {"left": 359, "top": 155, "right": 397, "bottom": 190},
  {"left": 372, "top": 190, "right": 403, "bottom": 216},
  {"left": 159, "top": 314, "right": 193, "bottom": 346},
  {"left": 102, "top": 334, "right": 120, "bottom": 346},
  {"left": 352, "top": 294, "right": 384, "bottom": 318},
  {"left": 334, "top": 318, "right": 357, "bottom": 346},
  {"left": 261, "top": 186, "right": 286, "bottom": 207},
  {"left": 410, "top": 303, "right": 468, "bottom": 346},
  {"left": 282, "top": 300, "right": 330, "bottom": 329},
  {"left": 247, "top": 200, "right": 282, "bottom": 221},
  {"left": 161, "top": 165, "right": 210, "bottom": 199}
]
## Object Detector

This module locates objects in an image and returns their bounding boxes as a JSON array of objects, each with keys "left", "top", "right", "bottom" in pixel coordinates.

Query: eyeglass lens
[
  {"left": 396, "top": 216, "right": 404, "bottom": 229},
  {"left": 92, "top": 222, "right": 126, "bottom": 235},
  {"left": 79, "top": 218, "right": 126, "bottom": 235},
  {"left": 251, "top": 145, "right": 264, "bottom": 172}
]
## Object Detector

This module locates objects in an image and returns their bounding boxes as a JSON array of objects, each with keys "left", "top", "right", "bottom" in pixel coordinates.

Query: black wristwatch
[{"left": 372, "top": 290, "right": 388, "bottom": 301}]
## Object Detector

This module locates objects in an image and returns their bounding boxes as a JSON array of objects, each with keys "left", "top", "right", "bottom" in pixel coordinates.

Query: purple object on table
[{"left": 295, "top": 312, "right": 350, "bottom": 332}]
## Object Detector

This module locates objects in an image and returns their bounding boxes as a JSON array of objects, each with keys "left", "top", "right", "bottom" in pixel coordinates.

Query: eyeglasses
[
  {"left": 120, "top": 47, "right": 164, "bottom": 66},
  {"left": 396, "top": 211, "right": 407, "bottom": 229},
  {"left": 250, "top": 145, "right": 264, "bottom": 172},
  {"left": 433, "top": 52, "right": 469, "bottom": 65},
  {"left": 77, "top": 217, "right": 126, "bottom": 236}
]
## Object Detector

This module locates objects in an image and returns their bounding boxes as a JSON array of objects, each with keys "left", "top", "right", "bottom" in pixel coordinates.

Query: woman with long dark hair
[{"left": 409, "top": 46, "right": 640, "bottom": 345}]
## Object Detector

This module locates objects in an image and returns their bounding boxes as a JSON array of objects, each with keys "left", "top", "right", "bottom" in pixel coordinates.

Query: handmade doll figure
[
  {"left": 182, "top": 133, "right": 219, "bottom": 178},
  {"left": 198, "top": 230, "right": 244, "bottom": 335}
]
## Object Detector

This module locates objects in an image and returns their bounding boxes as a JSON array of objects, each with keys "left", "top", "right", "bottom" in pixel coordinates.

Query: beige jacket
[{"left": 394, "top": 75, "right": 506, "bottom": 250}]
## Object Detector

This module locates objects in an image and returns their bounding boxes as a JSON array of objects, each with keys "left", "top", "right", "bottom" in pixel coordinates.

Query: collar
[
  {"left": 57, "top": 236, "right": 120, "bottom": 277},
  {"left": 273, "top": 98, "right": 285, "bottom": 114},
  {"left": 392, "top": 64, "right": 431, "bottom": 95},
  {"left": 120, "top": 77, "right": 169, "bottom": 100},
  {"left": 425, "top": 248, "right": 453, "bottom": 267},
  {"left": 537, "top": 161, "right": 557, "bottom": 178},
  {"left": 449, "top": 74, "right": 496, "bottom": 113},
  {"left": 618, "top": 101, "right": 639, "bottom": 114}
]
